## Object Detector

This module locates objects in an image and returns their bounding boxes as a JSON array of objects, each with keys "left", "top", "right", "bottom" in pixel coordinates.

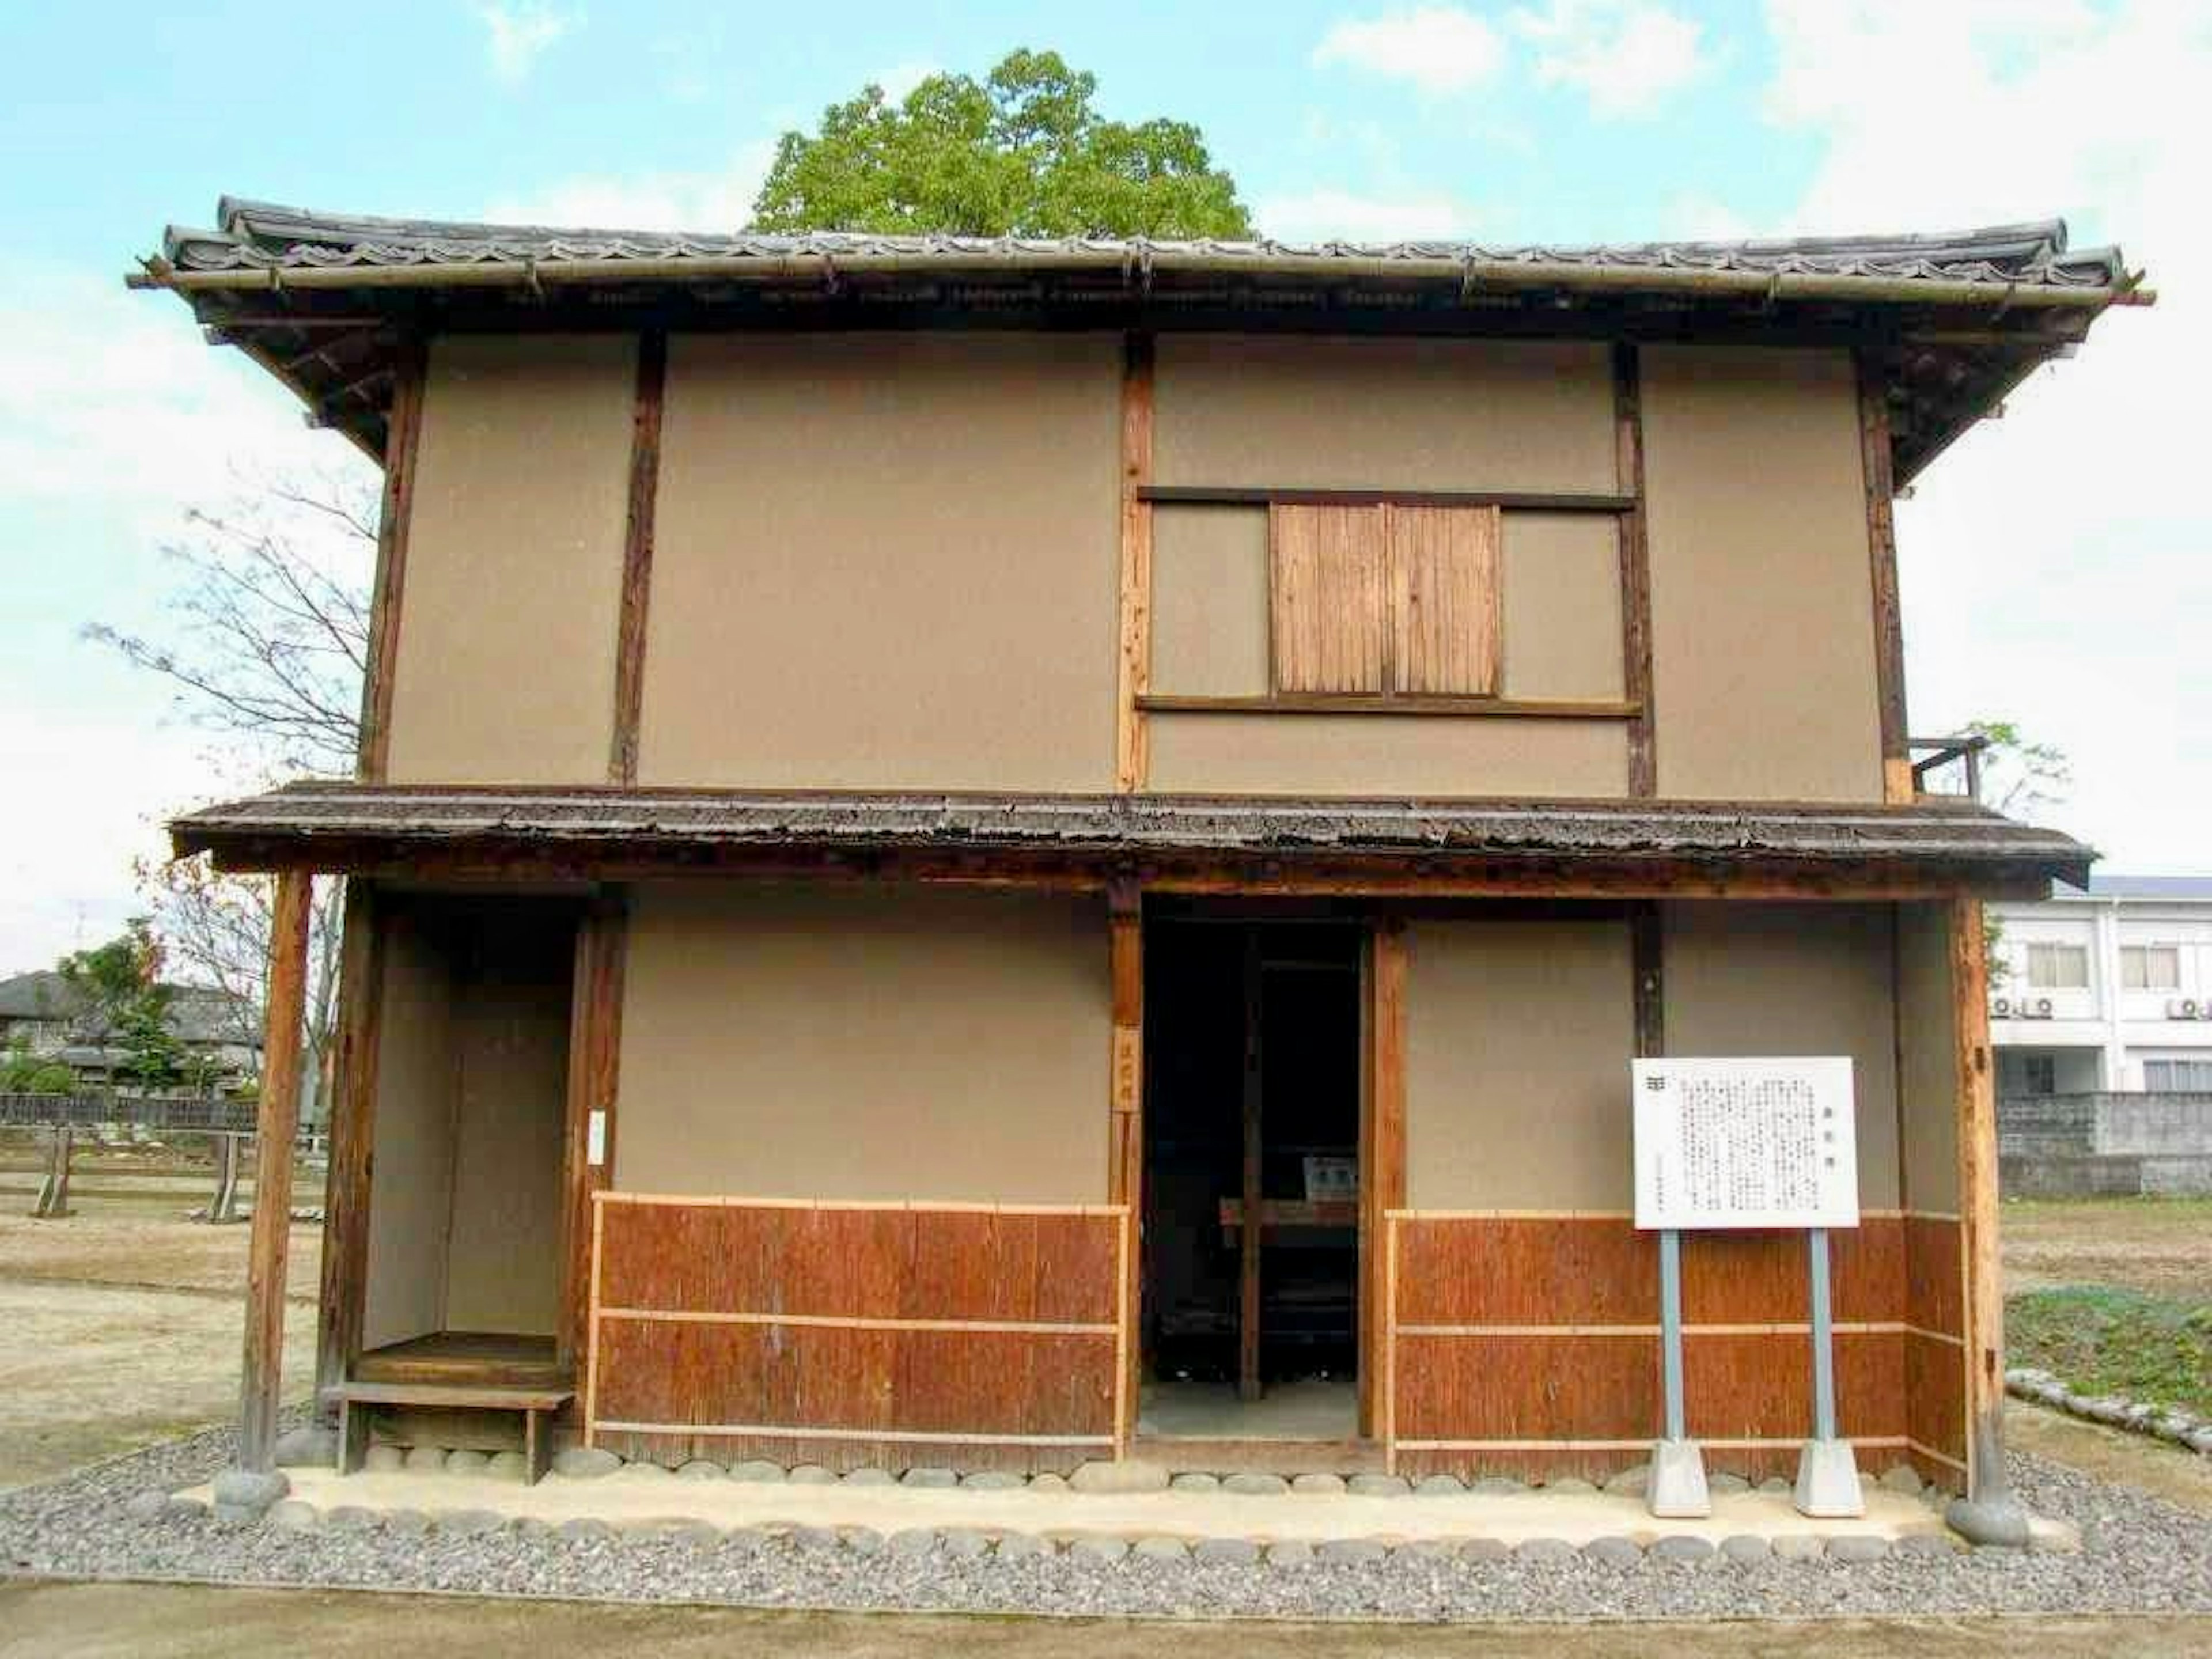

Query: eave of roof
[
  {"left": 129, "top": 198, "right": 2149, "bottom": 483},
  {"left": 169, "top": 782, "right": 2093, "bottom": 896}
]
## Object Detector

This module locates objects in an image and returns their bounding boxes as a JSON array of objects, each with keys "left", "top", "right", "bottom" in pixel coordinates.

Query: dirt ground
[
  {"left": 2, "top": 1582, "right": 2208, "bottom": 1659},
  {"left": 2000, "top": 1197, "right": 2212, "bottom": 1301},
  {"left": 0, "top": 1159, "right": 319, "bottom": 1491}
]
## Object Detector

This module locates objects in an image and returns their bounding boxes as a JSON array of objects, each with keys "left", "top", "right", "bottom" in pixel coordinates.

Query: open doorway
[{"left": 1138, "top": 918, "right": 1366, "bottom": 1444}]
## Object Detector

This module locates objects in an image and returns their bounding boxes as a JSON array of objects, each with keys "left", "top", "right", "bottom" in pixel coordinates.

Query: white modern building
[{"left": 1988, "top": 875, "right": 2212, "bottom": 1095}]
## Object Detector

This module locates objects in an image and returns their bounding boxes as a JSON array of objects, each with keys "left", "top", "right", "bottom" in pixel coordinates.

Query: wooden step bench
[{"left": 334, "top": 1380, "right": 576, "bottom": 1485}]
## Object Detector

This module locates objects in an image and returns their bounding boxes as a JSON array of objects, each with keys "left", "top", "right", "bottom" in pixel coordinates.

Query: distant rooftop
[{"left": 2054, "top": 873, "right": 2212, "bottom": 901}]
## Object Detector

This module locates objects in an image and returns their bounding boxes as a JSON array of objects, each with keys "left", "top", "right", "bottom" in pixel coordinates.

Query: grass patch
[{"left": 2008, "top": 1284, "right": 2212, "bottom": 1416}]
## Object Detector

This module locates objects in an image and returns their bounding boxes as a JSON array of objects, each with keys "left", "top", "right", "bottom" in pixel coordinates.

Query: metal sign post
[
  {"left": 1633, "top": 1056, "right": 1861, "bottom": 1521},
  {"left": 1649, "top": 1224, "right": 1710, "bottom": 1516},
  {"left": 1794, "top": 1225, "right": 1863, "bottom": 1516}
]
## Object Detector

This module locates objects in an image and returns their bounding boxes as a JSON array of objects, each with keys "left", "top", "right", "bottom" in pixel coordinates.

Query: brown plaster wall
[
  {"left": 442, "top": 944, "right": 571, "bottom": 1335},
  {"left": 385, "top": 334, "right": 634, "bottom": 784},
  {"left": 362, "top": 912, "right": 456, "bottom": 1350},
  {"left": 1151, "top": 506, "right": 1270, "bottom": 698},
  {"left": 1895, "top": 901, "right": 1961, "bottom": 1213},
  {"left": 1503, "top": 514, "right": 1623, "bottom": 700},
  {"left": 1404, "top": 919, "right": 1635, "bottom": 1209},
  {"left": 1154, "top": 337, "right": 1616, "bottom": 491},
  {"left": 1145, "top": 712, "right": 1627, "bottom": 796},
  {"left": 615, "top": 884, "right": 1109, "bottom": 1203},
  {"left": 1641, "top": 346, "right": 1883, "bottom": 802},
  {"left": 638, "top": 334, "right": 1122, "bottom": 791},
  {"left": 1663, "top": 902, "right": 1902, "bottom": 1209}
]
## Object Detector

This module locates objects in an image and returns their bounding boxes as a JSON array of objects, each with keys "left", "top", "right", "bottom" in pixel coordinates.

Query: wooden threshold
[
  {"left": 1131, "top": 1435, "right": 1388, "bottom": 1477},
  {"left": 1137, "top": 694, "right": 1639, "bottom": 719},
  {"left": 351, "top": 1330, "right": 570, "bottom": 1391}
]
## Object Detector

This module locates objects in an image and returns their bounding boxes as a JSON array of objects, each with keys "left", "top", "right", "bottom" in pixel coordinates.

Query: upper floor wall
[{"left": 376, "top": 327, "right": 1892, "bottom": 804}]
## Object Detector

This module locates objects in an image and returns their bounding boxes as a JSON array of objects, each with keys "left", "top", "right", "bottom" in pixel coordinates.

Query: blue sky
[{"left": 1, "top": 2, "right": 2205, "bottom": 971}]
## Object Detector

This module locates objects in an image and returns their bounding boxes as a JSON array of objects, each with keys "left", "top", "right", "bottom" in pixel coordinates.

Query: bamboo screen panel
[
  {"left": 1268, "top": 504, "right": 1501, "bottom": 696},
  {"left": 584, "top": 1194, "right": 1131, "bottom": 1473}
]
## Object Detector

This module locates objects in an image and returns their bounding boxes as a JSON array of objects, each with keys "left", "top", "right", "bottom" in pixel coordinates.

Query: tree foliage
[
  {"left": 752, "top": 50, "right": 1254, "bottom": 239},
  {"left": 1964, "top": 718, "right": 2073, "bottom": 822},
  {"left": 59, "top": 918, "right": 183, "bottom": 1089}
]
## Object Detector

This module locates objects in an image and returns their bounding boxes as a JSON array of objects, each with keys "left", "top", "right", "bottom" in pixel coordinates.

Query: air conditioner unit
[
  {"left": 2169, "top": 998, "right": 2202, "bottom": 1020},
  {"left": 2024, "top": 997, "right": 2056, "bottom": 1020},
  {"left": 1991, "top": 995, "right": 2014, "bottom": 1018}
]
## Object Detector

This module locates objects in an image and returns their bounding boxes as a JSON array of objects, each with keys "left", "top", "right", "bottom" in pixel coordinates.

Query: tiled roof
[
  {"left": 171, "top": 782, "right": 2093, "bottom": 887},
  {"left": 161, "top": 199, "right": 2131, "bottom": 298}
]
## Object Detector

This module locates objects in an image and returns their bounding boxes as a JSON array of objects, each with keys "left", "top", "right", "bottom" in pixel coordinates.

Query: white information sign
[{"left": 1633, "top": 1057, "right": 1858, "bottom": 1231}]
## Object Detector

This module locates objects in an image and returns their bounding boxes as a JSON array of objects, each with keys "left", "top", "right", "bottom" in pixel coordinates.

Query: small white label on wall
[
  {"left": 1633, "top": 1056, "right": 1858, "bottom": 1230},
  {"left": 587, "top": 1108, "right": 608, "bottom": 1168}
]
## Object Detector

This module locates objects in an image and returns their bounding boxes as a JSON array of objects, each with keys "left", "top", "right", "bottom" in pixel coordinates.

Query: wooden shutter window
[
  {"left": 1270, "top": 503, "right": 1390, "bottom": 694},
  {"left": 1268, "top": 502, "right": 1502, "bottom": 698}
]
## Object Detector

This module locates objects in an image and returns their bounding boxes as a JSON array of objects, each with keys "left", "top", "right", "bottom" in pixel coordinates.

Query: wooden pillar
[
  {"left": 1613, "top": 343, "right": 1657, "bottom": 798},
  {"left": 1115, "top": 333, "right": 1156, "bottom": 792},
  {"left": 1238, "top": 930, "right": 1265, "bottom": 1403},
  {"left": 32, "top": 1124, "right": 73, "bottom": 1219},
  {"left": 1859, "top": 353, "right": 1913, "bottom": 804},
  {"left": 1630, "top": 900, "right": 1665, "bottom": 1059},
  {"left": 560, "top": 892, "right": 628, "bottom": 1374},
  {"left": 316, "top": 879, "right": 384, "bottom": 1404},
  {"left": 1361, "top": 920, "right": 1408, "bottom": 1439},
  {"left": 1106, "top": 882, "right": 1143, "bottom": 1452},
  {"left": 609, "top": 329, "right": 667, "bottom": 785},
  {"left": 1949, "top": 894, "right": 2015, "bottom": 1513},
  {"left": 238, "top": 869, "right": 312, "bottom": 1475},
  {"left": 356, "top": 339, "right": 427, "bottom": 784}
]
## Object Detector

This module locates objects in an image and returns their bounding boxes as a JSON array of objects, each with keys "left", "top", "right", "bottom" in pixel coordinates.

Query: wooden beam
[
  {"left": 1630, "top": 899, "right": 1664, "bottom": 1059},
  {"left": 1139, "top": 484, "right": 1635, "bottom": 512},
  {"left": 609, "top": 331, "right": 668, "bottom": 785},
  {"left": 356, "top": 337, "right": 427, "bottom": 783},
  {"left": 315, "top": 880, "right": 384, "bottom": 1403},
  {"left": 1613, "top": 343, "right": 1657, "bottom": 797},
  {"left": 1137, "top": 693, "right": 1639, "bottom": 719},
  {"left": 1859, "top": 354, "right": 1914, "bottom": 802},
  {"left": 238, "top": 869, "right": 312, "bottom": 1474},
  {"left": 1949, "top": 894, "right": 2011, "bottom": 1506},
  {"left": 1116, "top": 333, "right": 1156, "bottom": 792},
  {"left": 1239, "top": 929, "right": 1263, "bottom": 1403},
  {"left": 1106, "top": 883, "right": 1143, "bottom": 1453},
  {"left": 559, "top": 892, "right": 629, "bottom": 1373},
  {"left": 1363, "top": 921, "right": 1408, "bottom": 1441}
]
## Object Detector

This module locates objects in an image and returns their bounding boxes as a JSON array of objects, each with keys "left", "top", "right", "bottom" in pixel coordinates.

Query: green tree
[
  {"left": 1964, "top": 718, "right": 2073, "bottom": 822},
  {"left": 59, "top": 918, "right": 181, "bottom": 1091},
  {"left": 752, "top": 50, "right": 1254, "bottom": 238}
]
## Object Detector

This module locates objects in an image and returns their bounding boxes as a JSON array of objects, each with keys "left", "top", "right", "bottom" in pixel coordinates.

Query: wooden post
[
  {"left": 1115, "top": 333, "right": 1156, "bottom": 792},
  {"left": 1948, "top": 893, "right": 2027, "bottom": 1540},
  {"left": 238, "top": 869, "right": 312, "bottom": 1475},
  {"left": 356, "top": 339, "right": 427, "bottom": 783},
  {"left": 1859, "top": 353, "right": 1913, "bottom": 804},
  {"left": 609, "top": 329, "right": 668, "bottom": 784},
  {"left": 32, "top": 1124, "right": 73, "bottom": 1219},
  {"left": 1613, "top": 343, "right": 1657, "bottom": 797},
  {"left": 207, "top": 1133, "right": 243, "bottom": 1224},
  {"left": 560, "top": 893, "right": 628, "bottom": 1374},
  {"left": 1239, "top": 929, "right": 1264, "bottom": 1403},
  {"left": 316, "top": 880, "right": 384, "bottom": 1403},
  {"left": 1362, "top": 921, "right": 1408, "bottom": 1440},
  {"left": 1106, "top": 882, "right": 1143, "bottom": 1450}
]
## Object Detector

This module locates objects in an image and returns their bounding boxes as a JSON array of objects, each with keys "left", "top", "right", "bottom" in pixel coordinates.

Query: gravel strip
[{"left": 3, "top": 1419, "right": 2210, "bottom": 1622}]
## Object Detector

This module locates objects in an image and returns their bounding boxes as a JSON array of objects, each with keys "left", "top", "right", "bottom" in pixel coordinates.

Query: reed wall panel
[
  {"left": 1904, "top": 1214, "right": 1965, "bottom": 1337},
  {"left": 1395, "top": 1217, "right": 1657, "bottom": 1327},
  {"left": 1394, "top": 1332, "right": 1658, "bottom": 1443},
  {"left": 588, "top": 1196, "right": 1124, "bottom": 1471}
]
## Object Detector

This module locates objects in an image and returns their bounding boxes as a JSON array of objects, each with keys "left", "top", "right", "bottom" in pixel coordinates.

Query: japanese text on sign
[{"left": 1632, "top": 1057, "right": 1858, "bottom": 1230}]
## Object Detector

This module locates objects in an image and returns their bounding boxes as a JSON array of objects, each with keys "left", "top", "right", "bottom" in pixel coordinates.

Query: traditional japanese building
[{"left": 134, "top": 202, "right": 2142, "bottom": 1534}]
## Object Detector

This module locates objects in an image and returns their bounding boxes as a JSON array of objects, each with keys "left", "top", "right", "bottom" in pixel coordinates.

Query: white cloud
[
  {"left": 1754, "top": 0, "right": 2212, "bottom": 870},
  {"left": 1509, "top": 0, "right": 1707, "bottom": 117},
  {"left": 1314, "top": 6, "right": 1508, "bottom": 94},
  {"left": 487, "top": 141, "right": 779, "bottom": 233},
  {"left": 475, "top": 1, "right": 577, "bottom": 86},
  {"left": 874, "top": 60, "right": 940, "bottom": 103},
  {"left": 1256, "top": 187, "right": 1483, "bottom": 242}
]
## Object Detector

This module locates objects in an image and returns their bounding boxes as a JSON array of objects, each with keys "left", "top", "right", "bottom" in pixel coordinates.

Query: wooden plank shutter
[
  {"left": 1392, "top": 504, "right": 1501, "bottom": 696},
  {"left": 1270, "top": 504, "right": 1390, "bottom": 694}
]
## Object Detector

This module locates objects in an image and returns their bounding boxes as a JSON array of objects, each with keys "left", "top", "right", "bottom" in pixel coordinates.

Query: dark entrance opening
[{"left": 1139, "top": 918, "right": 1364, "bottom": 1442}]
